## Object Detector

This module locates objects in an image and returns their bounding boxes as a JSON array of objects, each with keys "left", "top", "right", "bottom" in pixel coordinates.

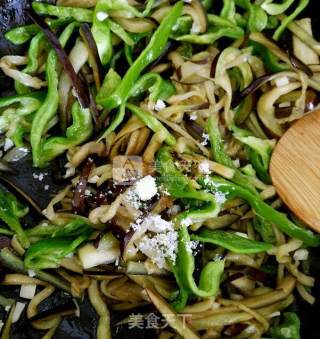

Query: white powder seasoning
[
  {"left": 125, "top": 189, "right": 141, "bottom": 209},
  {"left": 185, "top": 240, "right": 199, "bottom": 254},
  {"left": 134, "top": 175, "right": 158, "bottom": 201},
  {"left": 142, "top": 214, "right": 173, "bottom": 233},
  {"left": 138, "top": 230, "right": 178, "bottom": 268},
  {"left": 131, "top": 214, "right": 173, "bottom": 233}
]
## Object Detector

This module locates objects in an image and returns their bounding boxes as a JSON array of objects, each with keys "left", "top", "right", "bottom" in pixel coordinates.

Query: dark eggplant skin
[{"left": 1, "top": 0, "right": 320, "bottom": 338}]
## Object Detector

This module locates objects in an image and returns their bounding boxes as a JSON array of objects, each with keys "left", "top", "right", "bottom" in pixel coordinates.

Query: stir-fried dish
[{"left": 1, "top": 0, "right": 320, "bottom": 338}]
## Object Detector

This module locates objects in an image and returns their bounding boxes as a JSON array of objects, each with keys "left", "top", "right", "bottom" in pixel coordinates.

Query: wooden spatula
[{"left": 270, "top": 109, "right": 320, "bottom": 233}]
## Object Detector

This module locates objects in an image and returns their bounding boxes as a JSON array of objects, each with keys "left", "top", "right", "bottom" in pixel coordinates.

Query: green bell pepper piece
[
  {"left": 92, "top": 0, "right": 113, "bottom": 65},
  {"left": 5, "top": 24, "right": 39, "bottom": 45},
  {"left": 30, "top": 22, "right": 78, "bottom": 164},
  {"left": 96, "top": 68, "right": 121, "bottom": 104},
  {"left": 26, "top": 219, "right": 91, "bottom": 238},
  {"left": 15, "top": 32, "right": 48, "bottom": 95},
  {"left": 24, "top": 235, "right": 89, "bottom": 269},
  {"left": 25, "top": 219, "right": 93, "bottom": 269},
  {"left": 207, "top": 115, "right": 234, "bottom": 168},
  {"left": 231, "top": 124, "right": 275, "bottom": 183},
  {"left": 201, "top": 0, "right": 213, "bottom": 10},
  {"left": 27, "top": 224, "right": 60, "bottom": 238},
  {"left": 98, "top": 72, "right": 175, "bottom": 139},
  {"left": 126, "top": 104, "right": 176, "bottom": 146},
  {"left": 191, "top": 229, "right": 273, "bottom": 253},
  {"left": 39, "top": 102, "right": 93, "bottom": 165},
  {"left": 130, "top": 73, "right": 176, "bottom": 102},
  {"left": 176, "top": 26, "right": 244, "bottom": 44},
  {"left": 31, "top": 23, "right": 92, "bottom": 167},
  {"left": 200, "top": 176, "right": 320, "bottom": 247},
  {"left": 249, "top": 40, "right": 289, "bottom": 73},
  {"left": 273, "top": 0, "right": 309, "bottom": 41},
  {"left": 261, "top": 0, "right": 295, "bottom": 15},
  {"left": 97, "top": 1, "right": 183, "bottom": 110},
  {"left": 11, "top": 125, "right": 27, "bottom": 148},
  {"left": 51, "top": 219, "right": 91, "bottom": 238},
  {"left": 221, "top": 0, "right": 236, "bottom": 22},
  {"left": 171, "top": 16, "right": 193, "bottom": 38},
  {"left": 235, "top": 0, "right": 268, "bottom": 33},
  {"left": 24, "top": 32, "right": 47, "bottom": 74},
  {"left": 32, "top": 2, "right": 93, "bottom": 22},
  {"left": 0, "top": 92, "right": 44, "bottom": 114},
  {"left": 108, "top": 19, "right": 134, "bottom": 46},
  {"left": 177, "top": 11, "right": 244, "bottom": 44},
  {"left": 270, "top": 312, "right": 300, "bottom": 339},
  {"left": 253, "top": 216, "right": 276, "bottom": 244},
  {"left": 172, "top": 226, "right": 225, "bottom": 310},
  {"left": 0, "top": 190, "right": 29, "bottom": 248},
  {"left": 93, "top": 0, "right": 156, "bottom": 18},
  {"left": 5, "top": 18, "right": 70, "bottom": 45},
  {"left": 0, "top": 229, "right": 14, "bottom": 236},
  {"left": 156, "top": 147, "right": 221, "bottom": 225},
  {"left": 207, "top": 116, "right": 258, "bottom": 194}
]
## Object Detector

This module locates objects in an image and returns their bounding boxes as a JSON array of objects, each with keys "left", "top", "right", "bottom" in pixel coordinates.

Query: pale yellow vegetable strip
[
  {"left": 145, "top": 288, "right": 200, "bottom": 339},
  {"left": 88, "top": 280, "right": 111, "bottom": 339}
]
